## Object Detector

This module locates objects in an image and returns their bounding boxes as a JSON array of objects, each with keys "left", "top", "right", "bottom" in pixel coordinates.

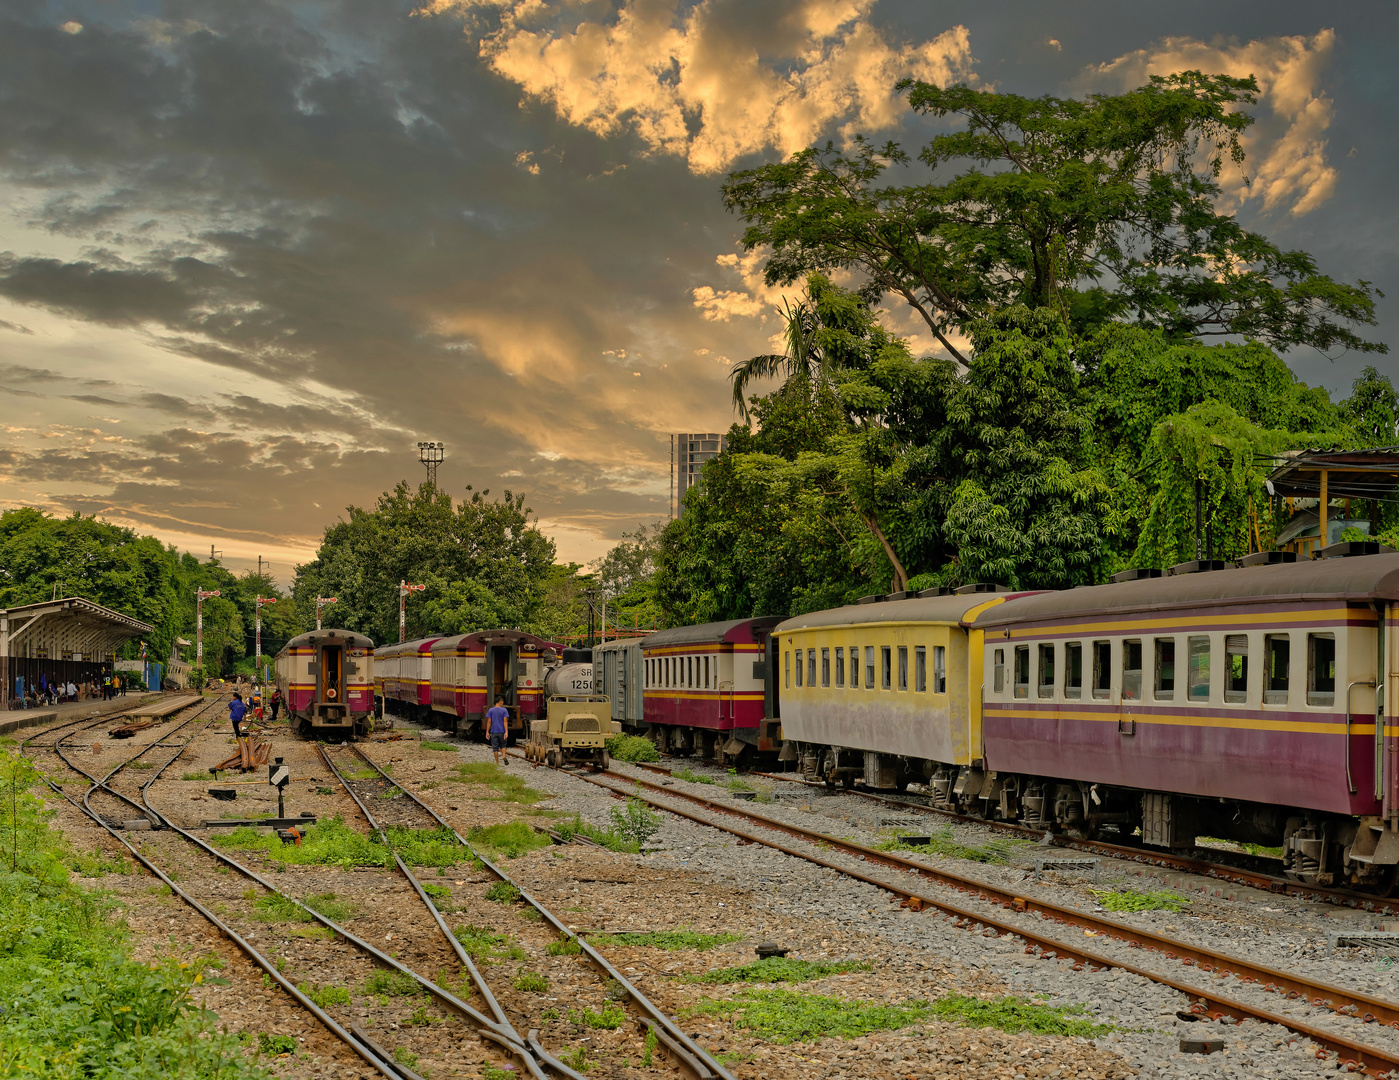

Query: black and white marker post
[{"left": 269, "top": 755, "right": 292, "bottom": 819}]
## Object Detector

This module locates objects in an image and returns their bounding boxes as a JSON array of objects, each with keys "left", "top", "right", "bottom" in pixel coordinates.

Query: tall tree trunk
[{"left": 863, "top": 514, "right": 909, "bottom": 593}]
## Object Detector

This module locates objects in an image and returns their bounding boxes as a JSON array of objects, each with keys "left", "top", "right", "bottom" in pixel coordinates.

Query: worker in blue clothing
[
  {"left": 229, "top": 693, "right": 248, "bottom": 737},
  {"left": 485, "top": 696, "right": 509, "bottom": 766}
]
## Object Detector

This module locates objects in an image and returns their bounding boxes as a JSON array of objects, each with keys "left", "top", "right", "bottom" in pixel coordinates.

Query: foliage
[
  {"left": 588, "top": 931, "right": 740, "bottom": 951},
  {"left": 722, "top": 75, "right": 1384, "bottom": 360},
  {"left": 212, "top": 817, "right": 465, "bottom": 870},
  {"left": 291, "top": 480, "right": 556, "bottom": 646},
  {"left": 604, "top": 735, "right": 659, "bottom": 763},
  {"left": 419, "top": 741, "right": 456, "bottom": 752},
  {"left": 930, "top": 994, "right": 1112, "bottom": 1037},
  {"left": 552, "top": 814, "right": 638, "bottom": 853},
  {"left": 450, "top": 763, "right": 546, "bottom": 804},
  {"left": 1341, "top": 366, "right": 1399, "bottom": 447},
  {"left": 682, "top": 988, "right": 933, "bottom": 1043},
  {"left": 545, "top": 938, "right": 581, "bottom": 956},
  {"left": 452, "top": 925, "right": 524, "bottom": 963},
  {"left": 466, "top": 821, "right": 552, "bottom": 860},
  {"left": 574, "top": 1004, "right": 625, "bottom": 1029},
  {"left": 608, "top": 796, "right": 661, "bottom": 849},
  {"left": 877, "top": 825, "right": 1030, "bottom": 865},
  {"left": 484, "top": 880, "right": 521, "bottom": 904},
  {"left": 687, "top": 957, "right": 869, "bottom": 983},
  {"left": 589, "top": 524, "right": 666, "bottom": 634},
  {"left": 296, "top": 982, "right": 350, "bottom": 1008},
  {"left": 1090, "top": 888, "right": 1191, "bottom": 912},
  {"left": 257, "top": 1033, "right": 296, "bottom": 1056},
  {"left": 514, "top": 970, "right": 549, "bottom": 992}
]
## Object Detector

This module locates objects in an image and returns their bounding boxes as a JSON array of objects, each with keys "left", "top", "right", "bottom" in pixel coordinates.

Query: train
[
  {"left": 524, "top": 661, "right": 615, "bottom": 768},
  {"left": 596, "top": 546, "right": 1399, "bottom": 893},
  {"left": 274, "top": 629, "right": 377, "bottom": 739}
]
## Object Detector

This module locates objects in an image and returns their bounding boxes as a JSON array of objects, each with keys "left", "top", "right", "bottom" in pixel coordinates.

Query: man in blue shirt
[
  {"left": 485, "top": 696, "right": 510, "bottom": 765},
  {"left": 229, "top": 693, "right": 248, "bottom": 737}
]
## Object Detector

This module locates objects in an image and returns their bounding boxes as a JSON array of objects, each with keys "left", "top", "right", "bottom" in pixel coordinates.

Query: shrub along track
[
  {"left": 526, "top": 756, "right": 1399, "bottom": 1078},
  {"left": 327, "top": 740, "right": 738, "bottom": 1080}
]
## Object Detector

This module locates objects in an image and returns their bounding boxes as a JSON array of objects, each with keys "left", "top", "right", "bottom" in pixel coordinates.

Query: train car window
[
  {"left": 808, "top": 649, "right": 817, "bottom": 687},
  {"left": 850, "top": 644, "right": 859, "bottom": 687},
  {"left": 1122, "top": 640, "right": 1143, "bottom": 701},
  {"left": 1225, "top": 635, "right": 1249, "bottom": 704},
  {"left": 1013, "top": 645, "right": 1030, "bottom": 699},
  {"left": 1307, "top": 633, "right": 1336, "bottom": 706},
  {"left": 821, "top": 647, "right": 830, "bottom": 687},
  {"left": 689, "top": 656, "right": 695, "bottom": 688},
  {"left": 934, "top": 646, "right": 947, "bottom": 693},
  {"left": 865, "top": 646, "right": 875, "bottom": 689},
  {"left": 915, "top": 646, "right": 927, "bottom": 691},
  {"left": 705, "top": 655, "right": 710, "bottom": 688},
  {"left": 1037, "top": 644, "right": 1055, "bottom": 699},
  {"left": 795, "top": 650, "right": 803, "bottom": 686},
  {"left": 993, "top": 649, "right": 1005, "bottom": 694},
  {"left": 1064, "top": 643, "right": 1082, "bottom": 699},
  {"left": 1154, "top": 639, "right": 1175, "bottom": 700},
  {"left": 1092, "top": 641, "right": 1111, "bottom": 699},
  {"left": 1264, "top": 635, "right": 1289, "bottom": 704},
  {"left": 881, "top": 646, "right": 892, "bottom": 689},
  {"left": 784, "top": 650, "right": 791, "bottom": 689},
  {"left": 1187, "top": 637, "right": 1211, "bottom": 701},
  {"left": 898, "top": 646, "right": 908, "bottom": 690},
  {"left": 835, "top": 647, "right": 845, "bottom": 687}
]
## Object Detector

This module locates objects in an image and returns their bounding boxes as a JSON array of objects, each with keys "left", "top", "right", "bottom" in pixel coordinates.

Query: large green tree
[{"left": 723, "top": 74, "right": 1385, "bottom": 363}]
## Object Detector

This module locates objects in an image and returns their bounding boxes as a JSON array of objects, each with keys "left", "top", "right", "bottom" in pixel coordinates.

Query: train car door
[
  {"left": 488, "top": 643, "right": 517, "bottom": 711},
  {"left": 765, "top": 633, "right": 781, "bottom": 721},
  {"left": 320, "top": 642, "right": 344, "bottom": 704}
]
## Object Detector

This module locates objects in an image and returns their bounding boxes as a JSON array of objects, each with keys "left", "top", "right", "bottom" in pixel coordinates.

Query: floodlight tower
[{"left": 417, "top": 441, "right": 445, "bottom": 486}]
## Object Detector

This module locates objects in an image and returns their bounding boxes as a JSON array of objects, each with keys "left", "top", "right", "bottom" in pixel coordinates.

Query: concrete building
[{"left": 673, "top": 432, "right": 727, "bottom": 515}]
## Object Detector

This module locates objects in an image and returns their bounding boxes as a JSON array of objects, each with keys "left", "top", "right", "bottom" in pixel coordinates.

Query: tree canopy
[{"left": 722, "top": 73, "right": 1385, "bottom": 363}]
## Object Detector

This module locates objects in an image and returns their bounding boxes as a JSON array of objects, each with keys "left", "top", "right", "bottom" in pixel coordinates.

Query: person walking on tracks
[
  {"left": 229, "top": 693, "right": 248, "bottom": 737},
  {"left": 486, "top": 696, "right": 510, "bottom": 766},
  {"left": 268, "top": 688, "right": 283, "bottom": 724}
]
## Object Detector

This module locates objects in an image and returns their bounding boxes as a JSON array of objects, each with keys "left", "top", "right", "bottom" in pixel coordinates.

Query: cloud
[
  {"left": 429, "top": 0, "right": 975, "bottom": 174},
  {"left": 1092, "top": 30, "right": 1339, "bottom": 216}
]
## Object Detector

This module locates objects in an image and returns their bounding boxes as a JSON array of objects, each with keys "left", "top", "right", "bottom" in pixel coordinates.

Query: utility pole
[
  {"left": 315, "top": 596, "right": 338, "bottom": 630},
  {"left": 399, "top": 580, "right": 426, "bottom": 642},
  {"left": 583, "top": 587, "right": 597, "bottom": 649},
  {"left": 255, "top": 596, "right": 276, "bottom": 683},
  {"left": 196, "top": 588, "right": 221, "bottom": 676}
]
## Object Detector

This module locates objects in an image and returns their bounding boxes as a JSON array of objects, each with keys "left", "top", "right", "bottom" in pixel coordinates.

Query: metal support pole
[
  {"left": 1319, "top": 468, "right": 1329, "bottom": 550},
  {"left": 1194, "top": 479, "right": 1202, "bottom": 561},
  {"left": 1, "top": 614, "right": 8, "bottom": 712},
  {"left": 400, "top": 581, "right": 406, "bottom": 643}
]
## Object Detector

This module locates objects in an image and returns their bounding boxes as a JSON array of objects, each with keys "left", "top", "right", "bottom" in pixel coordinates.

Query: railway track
[
  {"left": 326, "top": 740, "right": 738, "bottom": 1080},
  {"left": 519, "top": 752, "right": 1399, "bottom": 1077}
]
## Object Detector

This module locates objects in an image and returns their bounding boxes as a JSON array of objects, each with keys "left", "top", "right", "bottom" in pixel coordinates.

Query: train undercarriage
[{"left": 785, "top": 741, "right": 1399, "bottom": 895}]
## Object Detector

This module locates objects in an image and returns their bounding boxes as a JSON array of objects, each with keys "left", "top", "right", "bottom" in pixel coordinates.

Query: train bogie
[{"left": 275, "top": 630, "right": 376, "bottom": 739}]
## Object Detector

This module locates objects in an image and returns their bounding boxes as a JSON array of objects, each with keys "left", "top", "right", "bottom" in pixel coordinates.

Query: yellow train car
[{"left": 774, "top": 591, "right": 1005, "bottom": 789}]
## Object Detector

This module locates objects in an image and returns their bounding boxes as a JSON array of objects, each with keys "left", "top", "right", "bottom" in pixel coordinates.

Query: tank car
[
  {"left": 374, "top": 636, "right": 442, "bottom": 722},
  {"left": 428, "top": 629, "right": 555, "bottom": 739},
  {"left": 274, "top": 629, "right": 376, "bottom": 739},
  {"left": 641, "top": 617, "right": 784, "bottom": 765},
  {"left": 775, "top": 588, "right": 1010, "bottom": 788},
  {"left": 524, "top": 651, "right": 616, "bottom": 767}
]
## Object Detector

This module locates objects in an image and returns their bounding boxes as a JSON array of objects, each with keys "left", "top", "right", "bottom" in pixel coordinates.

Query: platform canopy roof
[
  {"left": 0, "top": 596, "right": 153, "bottom": 661},
  {"left": 1264, "top": 447, "right": 1399, "bottom": 501}
]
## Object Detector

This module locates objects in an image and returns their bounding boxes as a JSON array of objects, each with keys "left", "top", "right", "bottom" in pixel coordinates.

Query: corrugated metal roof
[{"left": 1265, "top": 446, "right": 1399, "bottom": 500}]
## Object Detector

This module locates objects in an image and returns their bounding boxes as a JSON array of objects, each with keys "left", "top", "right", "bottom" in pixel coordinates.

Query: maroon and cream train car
[
  {"left": 274, "top": 629, "right": 376, "bottom": 739},
  {"left": 374, "top": 636, "right": 442, "bottom": 722},
  {"left": 969, "top": 548, "right": 1399, "bottom": 890},
  {"left": 429, "top": 629, "right": 554, "bottom": 738},
  {"left": 641, "top": 617, "right": 784, "bottom": 764}
]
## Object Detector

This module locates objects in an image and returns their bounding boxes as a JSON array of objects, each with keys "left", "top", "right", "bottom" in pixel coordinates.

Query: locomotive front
[{"left": 275, "top": 629, "right": 376, "bottom": 739}]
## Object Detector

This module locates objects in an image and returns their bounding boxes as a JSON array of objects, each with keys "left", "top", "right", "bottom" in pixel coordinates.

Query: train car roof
[
  {"left": 643, "top": 616, "right": 785, "bottom": 648},
  {"left": 429, "top": 628, "right": 554, "bottom": 653},
  {"left": 776, "top": 593, "right": 1007, "bottom": 633},
  {"left": 373, "top": 636, "right": 443, "bottom": 657},
  {"left": 970, "top": 552, "right": 1399, "bottom": 628},
  {"left": 594, "top": 636, "right": 648, "bottom": 652},
  {"left": 283, "top": 629, "right": 376, "bottom": 650}
]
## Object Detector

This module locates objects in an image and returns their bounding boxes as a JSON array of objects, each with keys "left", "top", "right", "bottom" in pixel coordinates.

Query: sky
[{"left": 0, "top": 0, "right": 1394, "bottom": 588}]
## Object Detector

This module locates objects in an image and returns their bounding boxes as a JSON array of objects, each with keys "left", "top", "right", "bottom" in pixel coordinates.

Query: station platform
[{"left": 0, "top": 691, "right": 167, "bottom": 738}]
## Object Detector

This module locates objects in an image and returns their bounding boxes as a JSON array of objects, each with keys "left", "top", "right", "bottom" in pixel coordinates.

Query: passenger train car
[
  {"left": 775, "top": 548, "right": 1399, "bottom": 892},
  {"left": 427, "top": 629, "right": 558, "bottom": 739},
  {"left": 274, "top": 629, "right": 376, "bottom": 739},
  {"left": 638, "top": 617, "right": 784, "bottom": 764},
  {"left": 374, "top": 636, "right": 442, "bottom": 722}
]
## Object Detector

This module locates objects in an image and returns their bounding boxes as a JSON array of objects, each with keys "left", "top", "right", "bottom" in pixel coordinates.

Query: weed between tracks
[
  {"left": 452, "top": 924, "right": 525, "bottom": 963},
  {"left": 553, "top": 814, "right": 637, "bottom": 853},
  {"left": 1090, "top": 887, "right": 1192, "bottom": 913},
  {"left": 248, "top": 890, "right": 357, "bottom": 923},
  {"left": 686, "top": 957, "right": 869, "bottom": 983},
  {"left": 449, "top": 763, "right": 545, "bottom": 804},
  {"left": 419, "top": 740, "right": 457, "bottom": 752},
  {"left": 467, "top": 821, "right": 552, "bottom": 860},
  {"left": 877, "top": 826, "right": 1030, "bottom": 865},
  {"left": 213, "top": 815, "right": 476, "bottom": 869},
  {"left": 366, "top": 968, "right": 420, "bottom": 996},
  {"left": 588, "top": 930, "right": 739, "bottom": 950}
]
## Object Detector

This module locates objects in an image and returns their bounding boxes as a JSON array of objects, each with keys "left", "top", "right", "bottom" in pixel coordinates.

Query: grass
[
  {"left": 687, "top": 957, "right": 870, "bottom": 984},
  {"left": 930, "top": 994, "right": 1113, "bottom": 1038},
  {"left": 366, "top": 969, "right": 420, "bottom": 996},
  {"left": 1090, "top": 888, "right": 1191, "bottom": 913},
  {"left": 682, "top": 988, "right": 933, "bottom": 1043},
  {"left": 296, "top": 982, "right": 351, "bottom": 1008},
  {"left": 393, "top": 1047, "right": 419, "bottom": 1071},
  {"left": 259, "top": 1032, "right": 297, "bottom": 1055},
  {"left": 252, "top": 891, "right": 356, "bottom": 924},
  {"left": 127, "top": 760, "right": 155, "bottom": 770},
  {"left": 450, "top": 762, "right": 547, "bottom": 804},
  {"left": 671, "top": 766, "right": 715, "bottom": 785},
  {"left": 589, "top": 930, "right": 740, "bottom": 951},
  {"left": 605, "top": 734, "right": 659, "bottom": 762},
  {"left": 212, "top": 815, "right": 472, "bottom": 869},
  {"left": 288, "top": 926, "right": 337, "bottom": 939},
  {"left": 546, "top": 938, "right": 581, "bottom": 956},
  {"left": 877, "top": 825, "right": 1030, "bottom": 865},
  {"left": 453, "top": 925, "right": 525, "bottom": 963},
  {"left": 180, "top": 771, "right": 208, "bottom": 781},
  {"left": 574, "top": 1004, "right": 625, "bottom": 1029},
  {"left": 420, "top": 740, "right": 457, "bottom": 752},
  {"left": 484, "top": 880, "right": 521, "bottom": 904},
  {"left": 467, "top": 821, "right": 552, "bottom": 860},
  {"left": 554, "top": 814, "right": 638, "bottom": 854},
  {"left": 514, "top": 970, "right": 549, "bottom": 992}
]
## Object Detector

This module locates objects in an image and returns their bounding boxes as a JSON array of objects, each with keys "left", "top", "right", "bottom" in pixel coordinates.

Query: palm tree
[{"left": 728, "top": 296, "right": 834, "bottom": 420}]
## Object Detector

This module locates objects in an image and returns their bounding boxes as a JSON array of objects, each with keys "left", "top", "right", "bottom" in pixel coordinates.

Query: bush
[
  {"left": 608, "top": 796, "right": 661, "bottom": 849},
  {"left": 484, "top": 880, "right": 521, "bottom": 904},
  {"left": 605, "top": 735, "right": 659, "bottom": 762}
]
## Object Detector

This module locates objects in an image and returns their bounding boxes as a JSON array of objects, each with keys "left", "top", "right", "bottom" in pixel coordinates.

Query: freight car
[
  {"left": 640, "top": 617, "right": 784, "bottom": 765},
  {"left": 777, "top": 548, "right": 1399, "bottom": 892},
  {"left": 274, "top": 629, "right": 376, "bottom": 739},
  {"left": 428, "top": 629, "right": 560, "bottom": 739},
  {"left": 595, "top": 636, "right": 645, "bottom": 732},
  {"left": 374, "top": 635, "right": 442, "bottom": 722}
]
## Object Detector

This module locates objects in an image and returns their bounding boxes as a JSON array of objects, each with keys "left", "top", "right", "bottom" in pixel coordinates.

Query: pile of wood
[
  {"left": 109, "top": 718, "right": 157, "bottom": 739},
  {"left": 210, "top": 736, "right": 273, "bottom": 774}
]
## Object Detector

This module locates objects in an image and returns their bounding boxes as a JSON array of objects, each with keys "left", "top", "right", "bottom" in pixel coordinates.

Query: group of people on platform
[
  {"left": 229, "top": 685, "right": 282, "bottom": 736},
  {"left": 14, "top": 672, "right": 133, "bottom": 708}
]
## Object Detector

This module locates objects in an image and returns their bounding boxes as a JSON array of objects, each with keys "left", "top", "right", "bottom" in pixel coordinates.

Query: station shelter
[{"left": 0, "top": 596, "right": 154, "bottom": 709}]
